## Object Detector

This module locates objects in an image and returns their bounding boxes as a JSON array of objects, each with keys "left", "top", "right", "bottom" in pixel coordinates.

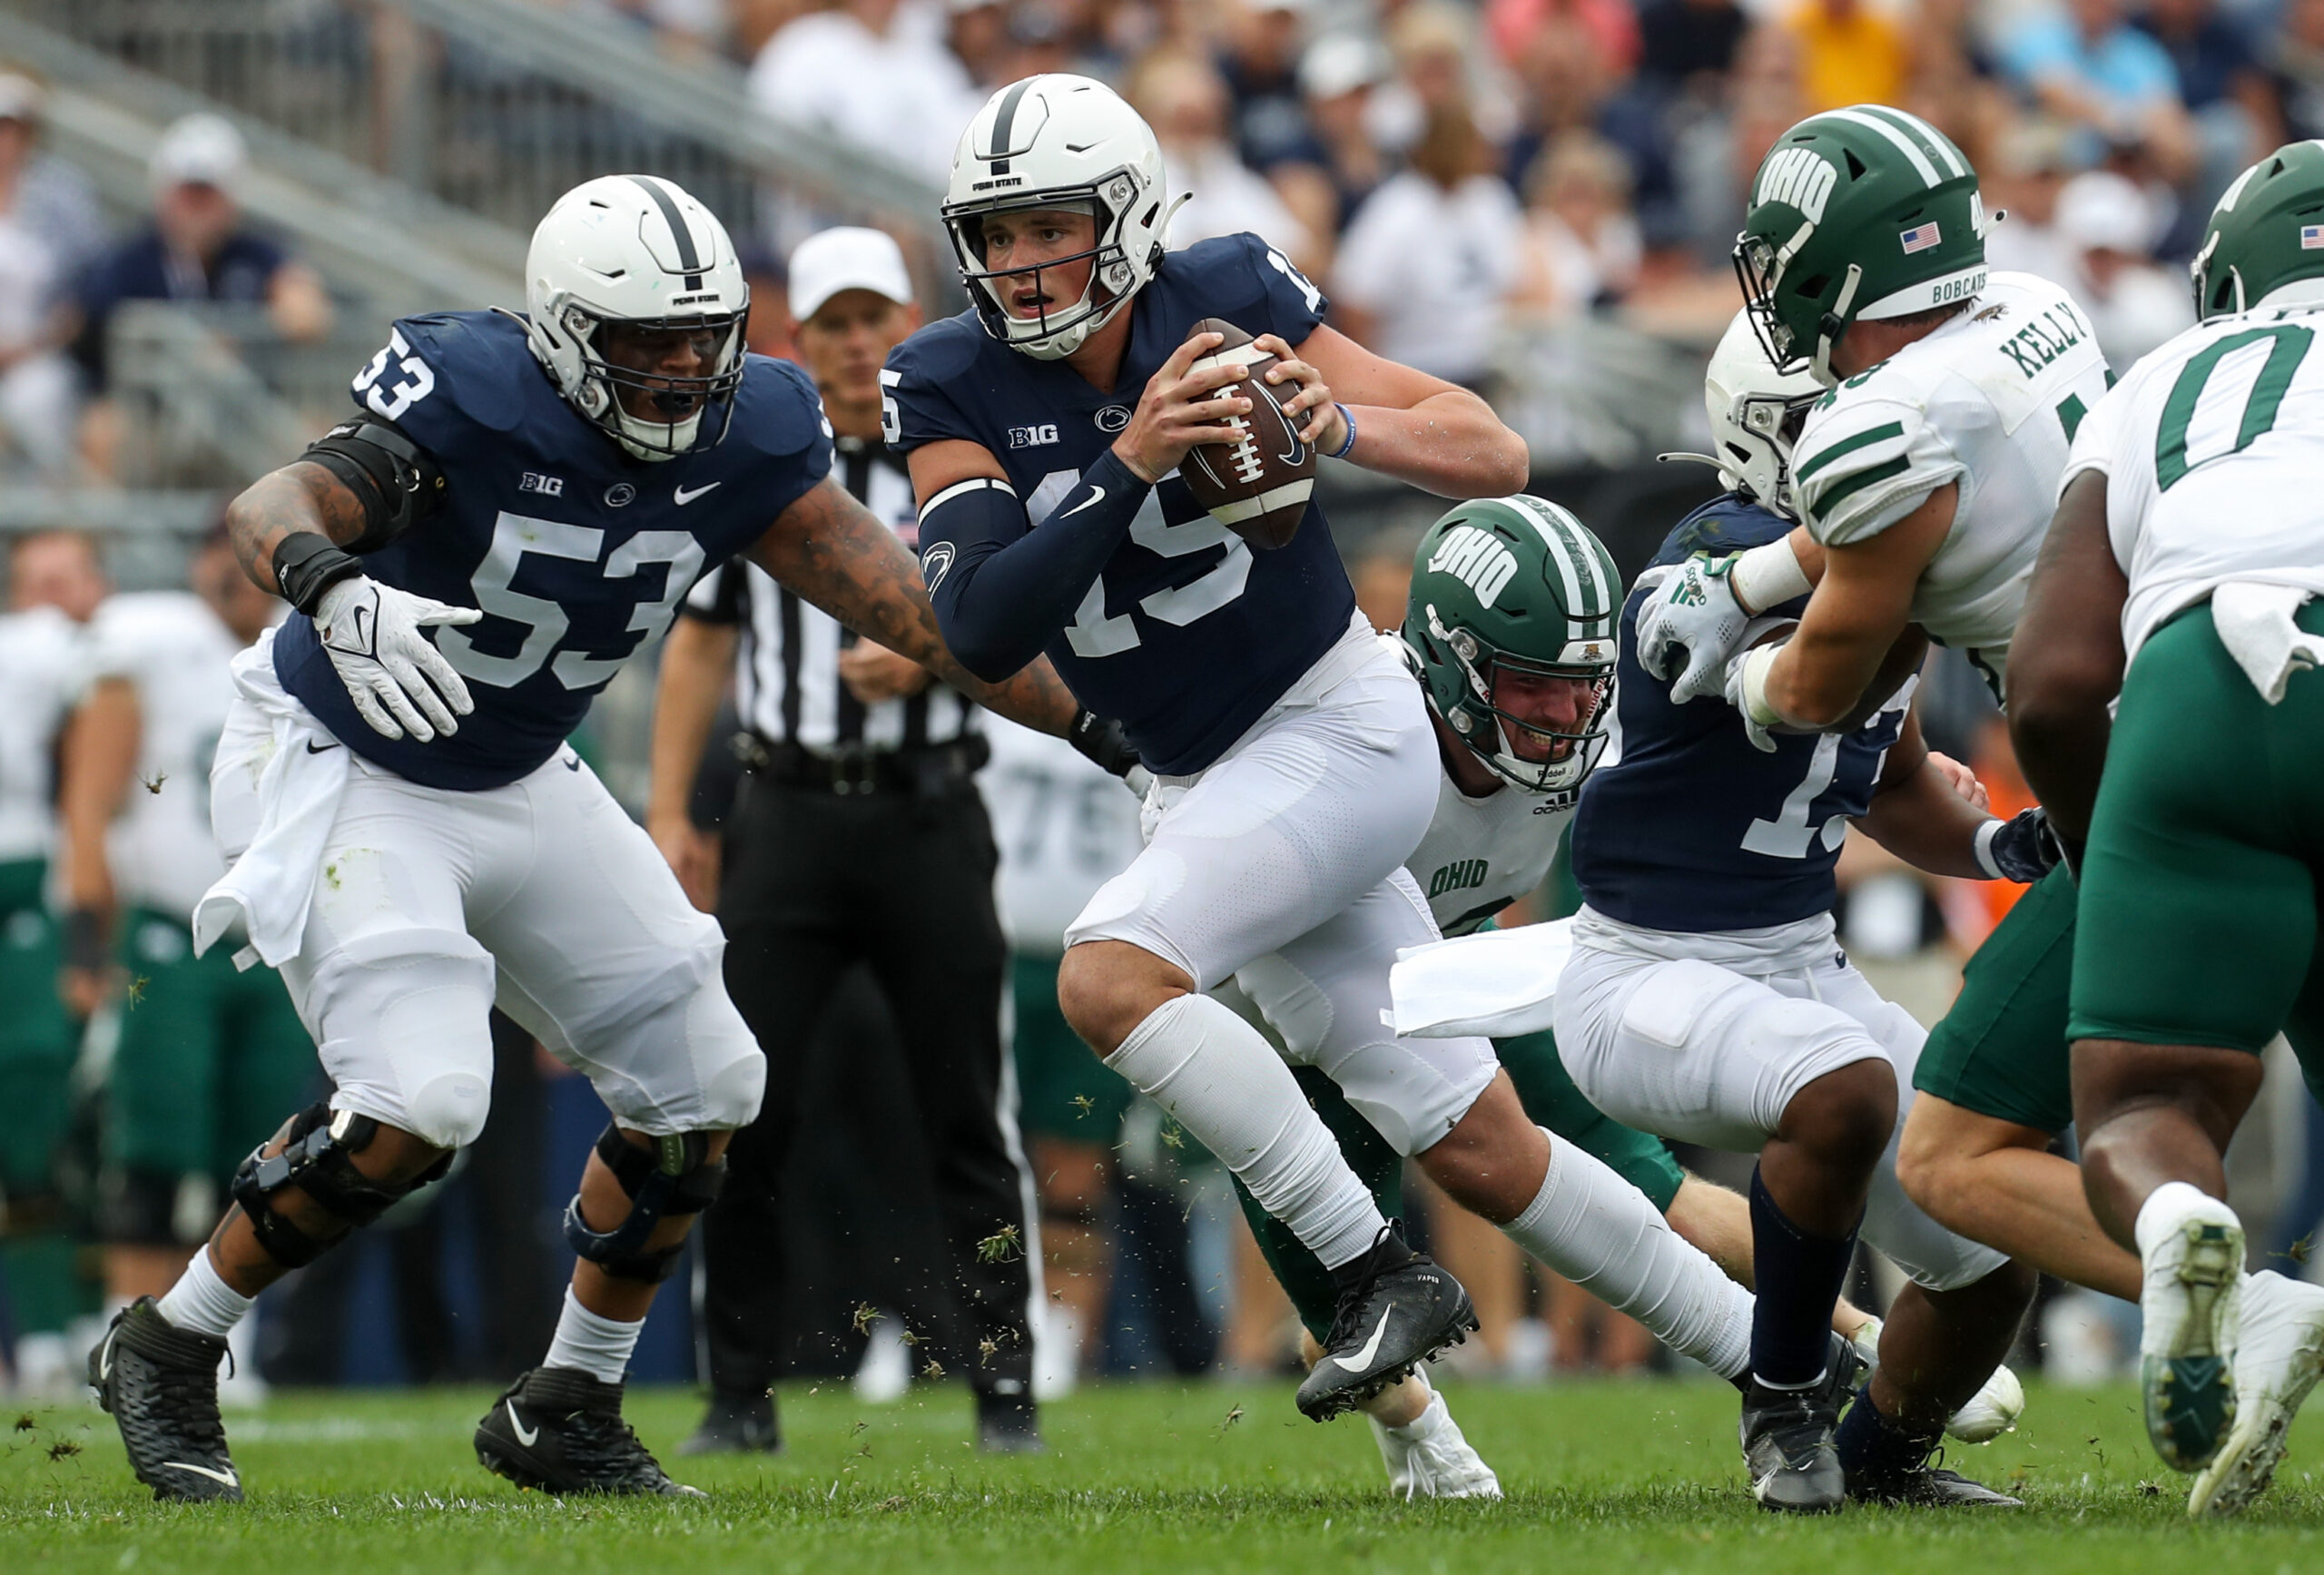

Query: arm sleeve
[
  {"left": 1792, "top": 395, "right": 1964, "bottom": 546},
  {"left": 919, "top": 453, "right": 1150, "bottom": 682}
]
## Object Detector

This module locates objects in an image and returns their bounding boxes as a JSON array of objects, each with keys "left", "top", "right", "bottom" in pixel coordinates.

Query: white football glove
[
  {"left": 1722, "top": 640, "right": 1785, "bottom": 753},
  {"left": 1635, "top": 552, "right": 1752, "bottom": 705},
  {"left": 314, "top": 576, "right": 483, "bottom": 742}
]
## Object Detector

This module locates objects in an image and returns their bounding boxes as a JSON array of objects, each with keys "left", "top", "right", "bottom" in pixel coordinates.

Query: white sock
[
  {"left": 2133, "top": 1180, "right": 2237, "bottom": 1259},
  {"left": 1107, "top": 992, "right": 1384, "bottom": 1270},
  {"left": 1384, "top": 1387, "right": 1450, "bottom": 1443},
  {"left": 1499, "top": 1130, "right": 1753, "bottom": 1381},
  {"left": 155, "top": 1248, "right": 256, "bottom": 1341},
  {"left": 544, "top": 1287, "right": 645, "bottom": 1384}
]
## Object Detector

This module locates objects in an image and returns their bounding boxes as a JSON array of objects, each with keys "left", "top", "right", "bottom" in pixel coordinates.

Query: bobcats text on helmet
[
  {"left": 941, "top": 74, "right": 1184, "bottom": 360},
  {"left": 514, "top": 174, "right": 750, "bottom": 461}
]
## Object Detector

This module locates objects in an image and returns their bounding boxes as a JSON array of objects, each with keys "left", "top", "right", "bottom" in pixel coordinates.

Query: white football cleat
[
  {"left": 1369, "top": 1390, "right": 1502, "bottom": 1501},
  {"left": 2188, "top": 1271, "right": 2324, "bottom": 1519},
  {"left": 2138, "top": 1204, "right": 2244, "bottom": 1472},
  {"left": 1847, "top": 1315, "right": 2025, "bottom": 1443}
]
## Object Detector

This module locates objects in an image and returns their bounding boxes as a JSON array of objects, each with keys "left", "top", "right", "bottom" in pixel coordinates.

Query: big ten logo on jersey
[
  {"left": 1427, "top": 858, "right": 1490, "bottom": 901},
  {"left": 1009, "top": 423, "right": 1060, "bottom": 448},
  {"left": 518, "top": 472, "right": 565, "bottom": 497},
  {"left": 1427, "top": 525, "right": 1519, "bottom": 606},
  {"left": 352, "top": 329, "right": 437, "bottom": 421}
]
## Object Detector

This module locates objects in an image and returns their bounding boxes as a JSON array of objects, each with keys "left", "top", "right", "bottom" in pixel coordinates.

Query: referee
[{"left": 647, "top": 228, "right": 1040, "bottom": 1455}]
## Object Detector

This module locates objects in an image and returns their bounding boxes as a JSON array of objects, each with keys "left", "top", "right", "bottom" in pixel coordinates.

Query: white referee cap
[{"left": 789, "top": 226, "right": 915, "bottom": 322}]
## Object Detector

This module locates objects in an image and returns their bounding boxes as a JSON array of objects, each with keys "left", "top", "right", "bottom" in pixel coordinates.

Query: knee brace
[
  {"left": 562, "top": 1126, "right": 728, "bottom": 1284},
  {"left": 229, "top": 1103, "right": 453, "bottom": 1268}
]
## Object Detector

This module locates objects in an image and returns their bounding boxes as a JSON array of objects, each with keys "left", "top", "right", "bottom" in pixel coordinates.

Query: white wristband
[
  {"left": 1972, "top": 818, "right": 2005, "bottom": 881},
  {"left": 1731, "top": 537, "right": 1813, "bottom": 615},
  {"left": 1737, "top": 643, "right": 1786, "bottom": 727}
]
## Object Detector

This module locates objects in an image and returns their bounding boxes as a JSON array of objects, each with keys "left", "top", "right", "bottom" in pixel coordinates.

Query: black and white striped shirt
[{"left": 683, "top": 435, "right": 978, "bottom": 752}]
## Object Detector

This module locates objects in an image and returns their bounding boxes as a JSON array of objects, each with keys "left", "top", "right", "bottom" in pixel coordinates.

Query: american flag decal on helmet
[
  {"left": 1899, "top": 221, "right": 1941, "bottom": 255},
  {"left": 2301, "top": 223, "right": 2324, "bottom": 250}
]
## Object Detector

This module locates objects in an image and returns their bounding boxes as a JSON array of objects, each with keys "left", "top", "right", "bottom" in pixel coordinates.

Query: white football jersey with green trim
[
  {"left": 1790, "top": 271, "right": 2112, "bottom": 695},
  {"left": 2062, "top": 302, "right": 2324, "bottom": 661},
  {"left": 83, "top": 593, "right": 246, "bottom": 919},
  {"left": 0, "top": 605, "right": 83, "bottom": 864},
  {"left": 1410, "top": 767, "right": 1576, "bottom": 938}
]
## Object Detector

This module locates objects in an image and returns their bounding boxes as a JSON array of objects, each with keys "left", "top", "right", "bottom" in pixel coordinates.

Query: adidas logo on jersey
[
  {"left": 1755, "top": 146, "right": 1837, "bottom": 225},
  {"left": 1427, "top": 525, "right": 1520, "bottom": 608}
]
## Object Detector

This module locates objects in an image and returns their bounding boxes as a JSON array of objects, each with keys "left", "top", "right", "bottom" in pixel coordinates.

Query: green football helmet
[
  {"left": 2191, "top": 141, "right": 2324, "bottom": 320},
  {"left": 1401, "top": 496, "right": 1621, "bottom": 795},
  {"left": 1734, "top": 105, "right": 1989, "bottom": 386}
]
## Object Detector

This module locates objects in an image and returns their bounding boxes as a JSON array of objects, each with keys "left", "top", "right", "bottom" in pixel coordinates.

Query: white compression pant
[
  {"left": 1072, "top": 623, "right": 1498, "bottom": 1158},
  {"left": 211, "top": 691, "right": 764, "bottom": 1150},
  {"left": 1554, "top": 908, "right": 2007, "bottom": 1293}
]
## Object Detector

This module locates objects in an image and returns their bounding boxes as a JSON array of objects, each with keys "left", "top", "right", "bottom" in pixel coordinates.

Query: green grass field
[{"left": 7, "top": 1377, "right": 2324, "bottom": 1573}]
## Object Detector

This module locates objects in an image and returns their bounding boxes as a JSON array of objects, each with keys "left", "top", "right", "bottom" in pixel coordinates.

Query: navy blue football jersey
[
  {"left": 274, "top": 310, "right": 832, "bottom": 790},
  {"left": 1570, "top": 495, "right": 1910, "bottom": 931},
  {"left": 882, "top": 233, "right": 1356, "bottom": 775}
]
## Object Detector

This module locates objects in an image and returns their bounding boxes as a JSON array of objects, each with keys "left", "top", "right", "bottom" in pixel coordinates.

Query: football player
[
  {"left": 2010, "top": 143, "right": 2324, "bottom": 1516},
  {"left": 87, "top": 174, "right": 1106, "bottom": 1503},
  {"left": 1560, "top": 290, "right": 2053, "bottom": 1513},
  {"left": 1627, "top": 108, "right": 2110, "bottom": 1507},
  {"left": 58, "top": 527, "right": 310, "bottom": 1389},
  {"left": 0, "top": 532, "right": 103, "bottom": 1398},
  {"left": 891, "top": 74, "right": 1775, "bottom": 1422}
]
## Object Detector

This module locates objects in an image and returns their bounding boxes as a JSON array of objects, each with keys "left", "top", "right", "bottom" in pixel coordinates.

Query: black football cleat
[
  {"left": 1740, "top": 1376, "right": 1846, "bottom": 1514},
  {"left": 1846, "top": 1449, "right": 2024, "bottom": 1508},
  {"left": 675, "top": 1389, "right": 782, "bottom": 1457},
  {"left": 476, "top": 1366, "right": 703, "bottom": 1496},
  {"left": 976, "top": 1391, "right": 1045, "bottom": 1454},
  {"left": 1295, "top": 1228, "right": 1477, "bottom": 1422},
  {"left": 88, "top": 1297, "right": 243, "bottom": 1503}
]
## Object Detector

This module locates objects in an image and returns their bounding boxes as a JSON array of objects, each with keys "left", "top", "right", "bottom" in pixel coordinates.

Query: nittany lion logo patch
[{"left": 1428, "top": 526, "right": 1519, "bottom": 608}]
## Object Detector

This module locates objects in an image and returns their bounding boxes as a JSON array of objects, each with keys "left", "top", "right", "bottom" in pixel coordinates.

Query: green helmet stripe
[
  {"left": 1817, "top": 107, "right": 1941, "bottom": 187},
  {"left": 1856, "top": 103, "right": 1966, "bottom": 180}
]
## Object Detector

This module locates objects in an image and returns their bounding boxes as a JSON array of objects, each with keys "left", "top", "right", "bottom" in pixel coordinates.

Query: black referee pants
[{"left": 698, "top": 771, "right": 1034, "bottom": 1408}]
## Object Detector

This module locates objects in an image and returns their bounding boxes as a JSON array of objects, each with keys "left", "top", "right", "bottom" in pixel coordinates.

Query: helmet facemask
[
  {"left": 1427, "top": 605, "right": 1614, "bottom": 794},
  {"left": 533, "top": 297, "right": 750, "bottom": 460},
  {"left": 944, "top": 181, "right": 1148, "bottom": 360}
]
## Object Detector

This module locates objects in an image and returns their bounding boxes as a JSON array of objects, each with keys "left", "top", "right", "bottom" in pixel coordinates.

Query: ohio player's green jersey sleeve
[{"left": 1792, "top": 394, "right": 1963, "bottom": 546}]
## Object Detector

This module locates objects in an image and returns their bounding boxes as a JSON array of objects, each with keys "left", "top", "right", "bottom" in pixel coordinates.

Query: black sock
[
  {"left": 1833, "top": 1382, "right": 1938, "bottom": 1480},
  {"left": 1748, "top": 1165, "right": 1858, "bottom": 1388},
  {"left": 1329, "top": 1223, "right": 1415, "bottom": 1295}
]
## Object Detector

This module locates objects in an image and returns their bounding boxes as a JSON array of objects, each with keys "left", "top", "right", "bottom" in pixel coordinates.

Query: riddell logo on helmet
[{"left": 1757, "top": 146, "right": 1837, "bottom": 224}]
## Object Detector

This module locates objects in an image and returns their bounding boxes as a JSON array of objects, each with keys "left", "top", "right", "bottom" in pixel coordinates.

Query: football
[{"left": 1177, "top": 317, "right": 1316, "bottom": 551}]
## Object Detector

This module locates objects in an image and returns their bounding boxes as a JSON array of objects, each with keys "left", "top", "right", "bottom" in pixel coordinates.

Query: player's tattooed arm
[
  {"left": 222, "top": 463, "right": 369, "bottom": 596},
  {"left": 749, "top": 475, "right": 1081, "bottom": 734},
  {"left": 2006, "top": 472, "right": 2127, "bottom": 847}
]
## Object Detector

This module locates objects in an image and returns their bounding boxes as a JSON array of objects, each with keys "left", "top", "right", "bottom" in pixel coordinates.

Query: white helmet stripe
[
  {"left": 1819, "top": 107, "right": 1941, "bottom": 188},
  {"left": 1856, "top": 103, "right": 1965, "bottom": 180},
  {"left": 1509, "top": 497, "right": 1609, "bottom": 633},
  {"left": 627, "top": 174, "right": 704, "bottom": 286}
]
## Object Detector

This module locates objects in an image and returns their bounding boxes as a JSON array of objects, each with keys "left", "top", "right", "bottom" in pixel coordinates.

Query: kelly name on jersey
[
  {"left": 882, "top": 233, "right": 1356, "bottom": 776},
  {"left": 274, "top": 310, "right": 833, "bottom": 791},
  {"left": 1787, "top": 271, "right": 2111, "bottom": 700},
  {"left": 1571, "top": 496, "right": 1909, "bottom": 933}
]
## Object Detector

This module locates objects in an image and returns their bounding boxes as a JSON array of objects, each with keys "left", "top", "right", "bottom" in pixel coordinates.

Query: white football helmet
[
  {"left": 517, "top": 174, "right": 750, "bottom": 461},
  {"left": 942, "top": 74, "right": 1178, "bottom": 360},
  {"left": 1701, "top": 308, "right": 1824, "bottom": 517}
]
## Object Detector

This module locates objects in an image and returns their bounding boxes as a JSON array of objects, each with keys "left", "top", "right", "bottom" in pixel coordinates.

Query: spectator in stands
[
  {"left": 1512, "top": 132, "right": 1640, "bottom": 321},
  {"left": 2053, "top": 167, "right": 2196, "bottom": 369},
  {"left": 1984, "top": 116, "right": 2081, "bottom": 286},
  {"left": 1369, "top": 1, "right": 1501, "bottom": 160},
  {"left": 1216, "top": 0, "right": 1315, "bottom": 173},
  {"left": 1486, "top": 0, "right": 1639, "bottom": 81},
  {"left": 0, "top": 72, "right": 96, "bottom": 478},
  {"left": 2138, "top": 0, "right": 2277, "bottom": 248},
  {"left": 1999, "top": 0, "right": 2197, "bottom": 184},
  {"left": 1333, "top": 104, "right": 1523, "bottom": 390},
  {"left": 2270, "top": 0, "right": 2324, "bottom": 143},
  {"left": 1268, "top": 35, "right": 1388, "bottom": 249},
  {"left": 1635, "top": 0, "right": 1748, "bottom": 93},
  {"left": 998, "top": 1, "right": 1088, "bottom": 82},
  {"left": 1129, "top": 49, "right": 1320, "bottom": 274},
  {"left": 947, "top": 0, "right": 1013, "bottom": 88},
  {"left": 69, "top": 113, "right": 331, "bottom": 477},
  {"left": 748, "top": 0, "right": 978, "bottom": 183},
  {"left": 1783, "top": 0, "right": 1906, "bottom": 115}
]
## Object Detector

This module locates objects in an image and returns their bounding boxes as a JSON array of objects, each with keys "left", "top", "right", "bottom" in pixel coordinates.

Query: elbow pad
[{"left": 300, "top": 418, "right": 448, "bottom": 553}]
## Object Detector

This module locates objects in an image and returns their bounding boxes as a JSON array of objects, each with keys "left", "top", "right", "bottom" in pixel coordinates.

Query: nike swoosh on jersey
[
  {"left": 1060, "top": 487, "right": 1106, "bottom": 518},
  {"left": 507, "top": 1400, "right": 539, "bottom": 1447},
  {"left": 162, "top": 1462, "right": 240, "bottom": 1489},
  {"left": 675, "top": 481, "right": 723, "bottom": 506},
  {"left": 1326, "top": 1307, "right": 1394, "bottom": 1373},
  {"left": 306, "top": 740, "right": 341, "bottom": 754}
]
